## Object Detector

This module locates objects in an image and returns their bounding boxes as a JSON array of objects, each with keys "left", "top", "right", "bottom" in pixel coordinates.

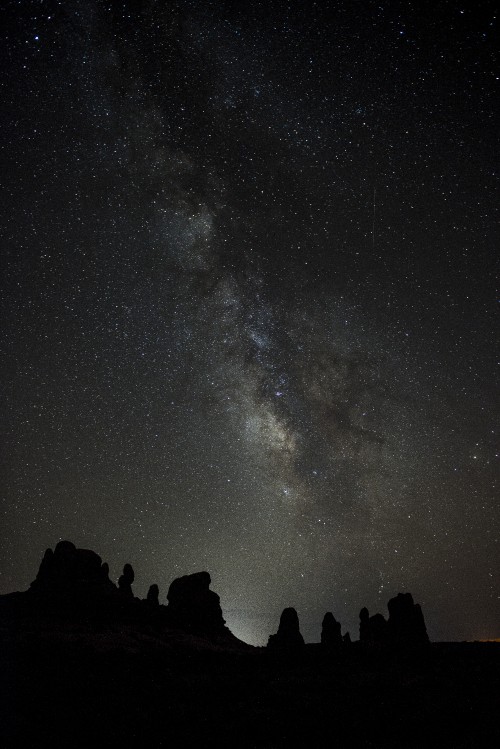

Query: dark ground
[{"left": 1, "top": 606, "right": 499, "bottom": 749}]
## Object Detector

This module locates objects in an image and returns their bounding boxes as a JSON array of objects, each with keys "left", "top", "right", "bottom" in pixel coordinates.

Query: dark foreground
[
  {"left": 1, "top": 620, "right": 499, "bottom": 749},
  {"left": 1, "top": 541, "right": 498, "bottom": 748}
]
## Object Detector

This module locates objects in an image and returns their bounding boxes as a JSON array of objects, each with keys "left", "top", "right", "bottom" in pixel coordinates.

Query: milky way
[{"left": 1, "top": 0, "right": 498, "bottom": 643}]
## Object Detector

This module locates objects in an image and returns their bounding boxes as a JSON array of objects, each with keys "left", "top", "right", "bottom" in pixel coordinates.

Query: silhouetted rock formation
[
  {"left": 15, "top": 541, "right": 245, "bottom": 644},
  {"left": 29, "top": 540, "right": 115, "bottom": 601},
  {"left": 167, "top": 571, "right": 226, "bottom": 635},
  {"left": 388, "top": 592, "right": 429, "bottom": 645},
  {"left": 4, "top": 542, "right": 248, "bottom": 652},
  {"left": 12, "top": 540, "right": 433, "bottom": 660},
  {"left": 118, "top": 563, "right": 135, "bottom": 598},
  {"left": 369, "top": 613, "right": 389, "bottom": 642},
  {"left": 359, "top": 607, "right": 370, "bottom": 641},
  {"left": 4, "top": 542, "right": 500, "bottom": 749},
  {"left": 267, "top": 607, "right": 305, "bottom": 650},
  {"left": 359, "top": 607, "right": 389, "bottom": 645},
  {"left": 321, "top": 612, "right": 342, "bottom": 648},
  {"left": 343, "top": 631, "right": 351, "bottom": 645},
  {"left": 360, "top": 593, "right": 429, "bottom": 648},
  {"left": 147, "top": 584, "right": 159, "bottom": 606}
]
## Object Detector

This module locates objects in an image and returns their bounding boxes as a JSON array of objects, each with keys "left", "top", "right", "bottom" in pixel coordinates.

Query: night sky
[{"left": 1, "top": 0, "right": 498, "bottom": 644}]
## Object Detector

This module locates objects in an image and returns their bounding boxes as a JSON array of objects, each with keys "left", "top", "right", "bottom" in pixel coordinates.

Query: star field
[{"left": 1, "top": 0, "right": 498, "bottom": 644}]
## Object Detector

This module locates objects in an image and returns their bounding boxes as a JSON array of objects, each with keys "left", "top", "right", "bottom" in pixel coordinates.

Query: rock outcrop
[
  {"left": 29, "top": 540, "right": 115, "bottom": 601},
  {"left": 118, "top": 563, "right": 135, "bottom": 599},
  {"left": 167, "top": 571, "right": 226, "bottom": 635},
  {"left": 3, "top": 541, "right": 247, "bottom": 648},
  {"left": 359, "top": 607, "right": 389, "bottom": 645},
  {"left": 321, "top": 612, "right": 342, "bottom": 648},
  {"left": 267, "top": 607, "right": 305, "bottom": 650},
  {"left": 147, "top": 584, "right": 159, "bottom": 607},
  {"left": 360, "top": 593, "right": 429, "bottom": 647},
  {"left": 19, "top": 540, "right": 431, "bottom": 654},
  {"left": 387, "top": 592, "right": 429, "bottom": 645}
]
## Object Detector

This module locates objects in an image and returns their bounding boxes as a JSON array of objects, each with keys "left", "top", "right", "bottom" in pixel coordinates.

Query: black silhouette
[
  {"left": 29, "top": 540, "right": 116, "bottom": 601},
  {"left": 388, "top": 591, "right": 429, "bottom": 645},
  {"left": 147, "top": 583, "right": 160, "bottom": 606},
  {"left": 267, "top": 607, "right": 305, "bottom": 649},
  {"left": 359, "top": 607, "right": 389, "bottom": 645},
  {"left": 321, "top": 611, "right": 342, "bottom": 648},
  {"left": 118, "top": 563, "right": 135, "bottom": 598},
  {"left": 359, "top": 594, "right": 429, "bottom": 648},
  {"left": 1, "top": 540, "right": 498, "bottom": 749},
  {"left": 167, "top": 570, "right": 229, "bottom": 635}
]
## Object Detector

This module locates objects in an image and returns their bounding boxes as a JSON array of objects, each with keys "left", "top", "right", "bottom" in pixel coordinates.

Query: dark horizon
[
  {"left": 1, "top": 1, "right": 498, "bottom": 648},
  {"left": 3, "top": 538, "right": 500, "bottom": 749},
  {"left": 1, "top": 537, "right": 496, "bottom": 646},
  {"left": 0, "top": 536, "right": 431, "bottom": 649}
]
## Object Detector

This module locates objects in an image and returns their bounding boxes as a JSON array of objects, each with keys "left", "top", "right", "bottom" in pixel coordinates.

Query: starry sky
[{"left": 1, "top": 0, "right": 498, "bottom": 644}]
